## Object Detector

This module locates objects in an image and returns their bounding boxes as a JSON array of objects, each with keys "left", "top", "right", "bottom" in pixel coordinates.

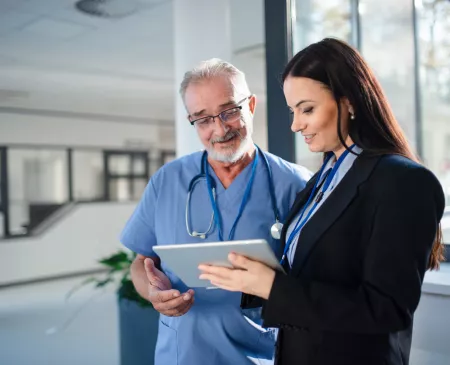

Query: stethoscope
[
  {"left": 280, "top": 144, "right": 356, "bottom": 265},
  {"left": 185, "top": 146, "right": 282, "bottom": 241}
]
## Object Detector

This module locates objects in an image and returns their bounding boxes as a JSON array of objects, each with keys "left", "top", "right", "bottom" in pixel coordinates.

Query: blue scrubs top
[{"left": 121, "top": 151, "right": 311, "bottom": 365}]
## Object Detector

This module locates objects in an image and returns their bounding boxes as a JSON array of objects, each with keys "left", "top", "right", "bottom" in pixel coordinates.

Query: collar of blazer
[{"left": 281, "top": 150, "right": 382, "bottom": 276}]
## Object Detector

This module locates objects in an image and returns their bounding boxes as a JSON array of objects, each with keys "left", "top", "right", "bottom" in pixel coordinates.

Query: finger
[
  {"left": 148, "top": 289, "right": 181, "bottom": 303},
  {"left": 155, "top": 298, "right": 195, "bottom": 316},
  {"left": 155, "top": 292, "right": 194, "bottom": 312},
  {"left": 165, "top": 295, "right": 195, "bottom": 316},
  {"left": 199, "top": 274, "right": 232, "bottom": 287},
  {"left": 161, "top": 298, "right": 195, "bottom": 317},
  {"left": 145, "top": 259, "right": 167, "bottom": 290},
  {"left": 186, "top": 289, "right": 195, "bottom": 297},
  {"left": 228, "top": 253, "right": 255, "bottom": 270},
  {"left": 144, "top": 258, "right": 158, "bottom": 282},
  {"left": 198, "top": 265, "right": 234, "bottom": 279},
  {"left": 209, "top": 280, "right": 240, "bottom": 293}
]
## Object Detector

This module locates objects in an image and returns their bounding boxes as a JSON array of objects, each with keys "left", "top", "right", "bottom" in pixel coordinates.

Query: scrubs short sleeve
[{"left": 120, "top": 172, "right": 160, "bottom": 257}]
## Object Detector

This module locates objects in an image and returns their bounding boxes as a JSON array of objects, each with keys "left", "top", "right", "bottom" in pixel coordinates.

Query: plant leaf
[
  {"left": 65, "top": 276, "right": 97, "bottom": 301},
  {"left": 95, "top": 278, "right": 113, "bottom": 288},
  {"left": 99, "top": 251, "right": 131, "bottom": 270}
]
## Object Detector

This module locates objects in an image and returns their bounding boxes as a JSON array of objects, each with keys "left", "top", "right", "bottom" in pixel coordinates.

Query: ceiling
[{"left": 0, "top": 0, "right": 266, "bottom": 123}]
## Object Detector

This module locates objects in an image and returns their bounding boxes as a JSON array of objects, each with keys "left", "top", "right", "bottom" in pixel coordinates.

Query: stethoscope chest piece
[{"left": 270, "top": 221, "right": 283, "bottom": 240}]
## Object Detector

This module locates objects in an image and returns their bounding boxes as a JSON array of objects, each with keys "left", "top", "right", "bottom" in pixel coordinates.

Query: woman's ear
[{"left": 343, "top": 98, "right": 354, "bottom": 116}]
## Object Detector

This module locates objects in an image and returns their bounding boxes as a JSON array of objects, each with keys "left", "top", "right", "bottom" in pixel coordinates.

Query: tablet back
[{"left": 153, "top": 239, "right": 283, "bottom": 288}]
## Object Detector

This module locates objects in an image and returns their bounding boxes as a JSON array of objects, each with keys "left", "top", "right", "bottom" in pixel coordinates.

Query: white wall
[
  {"left": 0, "top": 112, "right": 174, "bottom": 150},
  {"left": 410, "top": 266, "right": 450, "bottom": 361},
  {"left": 413, "top": 293, "right": 450, "bottom": 359},
  {"left": 0, "top": 202, "right": 135, "bottom": 286}
]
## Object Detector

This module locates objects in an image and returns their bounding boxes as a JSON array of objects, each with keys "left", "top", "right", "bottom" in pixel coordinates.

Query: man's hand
[{"left": 144, "top": 258, "right": 195, "bottom": 317}]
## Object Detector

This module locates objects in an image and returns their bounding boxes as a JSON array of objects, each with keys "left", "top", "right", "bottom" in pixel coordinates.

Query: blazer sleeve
[
  {"left": 262, "top": 167, "right": 445, "bottom": 334},
  {"left": 241, "top": 293, "right": 264, "bottom": 309}
]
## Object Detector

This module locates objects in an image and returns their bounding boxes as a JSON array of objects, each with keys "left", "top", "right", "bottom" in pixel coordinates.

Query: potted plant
[{"left": 70, "top": 250, "right": 159, "bottom": 365}]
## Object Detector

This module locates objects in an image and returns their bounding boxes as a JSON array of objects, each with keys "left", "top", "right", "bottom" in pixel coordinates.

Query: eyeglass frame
[{"left": 188, "top": 95, "right": 253, "bottom": 128}]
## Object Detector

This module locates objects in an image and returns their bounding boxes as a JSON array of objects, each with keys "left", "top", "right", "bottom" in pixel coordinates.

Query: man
[{"left": 120, "top": 59, "right": 311, "bottom": 365}]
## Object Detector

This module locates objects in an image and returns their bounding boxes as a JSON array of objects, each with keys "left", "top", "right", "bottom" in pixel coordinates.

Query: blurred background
[{"left": 0, "top": 0, "right": 449, "bottom": 364}]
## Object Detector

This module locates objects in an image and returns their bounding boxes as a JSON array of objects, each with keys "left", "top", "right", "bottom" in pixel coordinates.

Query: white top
[{"left": 286, "top": 146, "right": 363, "bottom": 266}]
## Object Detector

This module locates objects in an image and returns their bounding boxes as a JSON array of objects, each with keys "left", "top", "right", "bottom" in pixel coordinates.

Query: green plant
[{"left": 68, "top": 250, "right": 153, "bottom": 308}]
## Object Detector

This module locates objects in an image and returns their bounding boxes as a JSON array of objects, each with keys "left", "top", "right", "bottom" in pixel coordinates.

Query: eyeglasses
[{"left": 189, "top": 96, "right": 251, "bottom": 130}]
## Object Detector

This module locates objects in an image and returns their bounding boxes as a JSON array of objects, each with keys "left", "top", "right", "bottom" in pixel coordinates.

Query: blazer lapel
[{"left": 290, "top": 152, "right": 382, "bottom": 276}]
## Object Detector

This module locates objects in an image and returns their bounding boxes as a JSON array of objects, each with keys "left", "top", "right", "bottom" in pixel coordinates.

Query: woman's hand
[{"left": 198, "top": 253, "right": 276, "bottom": 299}]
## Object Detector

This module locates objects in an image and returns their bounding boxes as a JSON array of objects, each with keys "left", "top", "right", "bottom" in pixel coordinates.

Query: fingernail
[
  {"left": 173, "top": 292, "right": 180, "bottom": 298},
  {"left": 183, "top": 294, "right": 190, "bottom": 301},
  {"left": 229, "top": 252, "right": 236, "bottom": 260}
]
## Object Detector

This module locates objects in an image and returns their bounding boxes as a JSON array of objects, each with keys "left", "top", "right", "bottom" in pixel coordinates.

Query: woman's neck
[{"left": 332, "top": 136, "right": 355, "bottom": 159}]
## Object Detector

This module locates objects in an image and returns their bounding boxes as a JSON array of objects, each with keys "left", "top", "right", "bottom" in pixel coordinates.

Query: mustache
[{"left": 211, "top": 130, "right": 241, "bottom": 144}]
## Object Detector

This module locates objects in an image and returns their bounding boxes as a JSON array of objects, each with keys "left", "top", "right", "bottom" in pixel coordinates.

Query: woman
[{"left": 198, "top": 38, "right": 445, "bottom": 365}]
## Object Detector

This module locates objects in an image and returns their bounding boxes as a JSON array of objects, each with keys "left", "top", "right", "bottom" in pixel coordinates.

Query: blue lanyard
[
  {"left": 204, "top": 148, "right": 259, "bottom": 241},
  {"left": 281, "top": 145, "right": 356, "bottom": 264}
]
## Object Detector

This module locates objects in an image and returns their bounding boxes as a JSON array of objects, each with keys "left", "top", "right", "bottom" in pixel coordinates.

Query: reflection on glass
[
  {"left": 416, "top": 0, "right": 450, "bottom": 205},
  {"left": 132, "top": 179, "right": 147, "bottom": 201},
  {"left": 292, "top": 0, "right": 352, "bottom": 171},
  {"left": 0, "top": 149, "right": 2, "bottom": 206},
  {"left": 162, "top": 152, "right": 176, "bottom": 165},
  {"left": 359, "top": 0, "right": 417, "bottom": 149},
  {"left": 109, "top": 179, "right": 130, "bottom": 202},
  {"left": 73, "top": 151, "right": 104, "bottom": 201},
  {"left": 109, "top": 178, "right": 147, "bottom": 202},
  {"left": 0, "top": 212, "right": 3, "bottom": 237},
  {"left": 7, "top": 149, "right": 68, "bottom": 234},
  {"left": 109, "top": 155, "right": 130, "bottom": 175},
  {"left": 132, "top": 155, "right": 147, "bottom": 175},
  {"left": 293, "top": 0, "right": 352, "bottom": 52},
  {"left": 0, "top": 149, "right": 2, "bottom": 180}
]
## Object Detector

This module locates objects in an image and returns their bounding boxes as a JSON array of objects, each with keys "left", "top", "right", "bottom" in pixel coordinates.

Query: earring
[{"left": 350, "top": 113, "right": 355, "bottom": 120}]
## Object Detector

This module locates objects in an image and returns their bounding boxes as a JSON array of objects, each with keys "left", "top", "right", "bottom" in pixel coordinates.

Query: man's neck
[{"left": 208, "top": 144, "right": 256, "bottom": 189}]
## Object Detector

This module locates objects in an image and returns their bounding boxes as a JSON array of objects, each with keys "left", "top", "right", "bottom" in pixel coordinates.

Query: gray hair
[{"left": 179, "top": 58, "right": 251, "bottom": 103}]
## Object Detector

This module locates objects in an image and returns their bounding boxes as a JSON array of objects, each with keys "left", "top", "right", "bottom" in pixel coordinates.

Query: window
[
  {"left": 291, "top": 0, "right": 353, "bottom": 171},
  {"left": 416, "top": 0, "right": 450, "bottom": 245}
]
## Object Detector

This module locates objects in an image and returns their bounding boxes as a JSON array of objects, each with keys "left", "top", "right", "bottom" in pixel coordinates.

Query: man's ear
[{"left": 248, "top": 95, "right": 257, "bottom": 115}]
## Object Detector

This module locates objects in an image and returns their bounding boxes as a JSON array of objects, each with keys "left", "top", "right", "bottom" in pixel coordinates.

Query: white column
[{"left": 173, "top": 0, "right": 232, "bottom": 157}]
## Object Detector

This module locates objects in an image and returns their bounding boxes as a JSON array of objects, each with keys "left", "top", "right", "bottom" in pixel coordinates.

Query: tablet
[{"left": 153, "top": 239, "right": 284, "bottom": 288}]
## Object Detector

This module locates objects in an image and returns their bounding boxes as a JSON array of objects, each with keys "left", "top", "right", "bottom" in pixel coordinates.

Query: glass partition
[
  {"left": 290, "top": 0, "right": 448, "bottom": 248},
  {"left": 291, "top": 0, "right": 353, "bottom": 171},
  {"left": 416, "top": 0, "right": 450, "bottom": 243},
  {"left": 7, "top": 148, "right": 68, "bottom": 235}
]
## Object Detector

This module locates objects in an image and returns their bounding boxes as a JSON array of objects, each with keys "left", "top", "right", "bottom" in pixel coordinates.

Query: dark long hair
[{"left": 282, "top": 38, "right": 444, "bottom": 270}]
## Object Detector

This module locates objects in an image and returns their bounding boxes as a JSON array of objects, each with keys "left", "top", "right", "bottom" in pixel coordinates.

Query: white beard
[{"left": 207, "top": 131, "right": 253, "bottom": 163}]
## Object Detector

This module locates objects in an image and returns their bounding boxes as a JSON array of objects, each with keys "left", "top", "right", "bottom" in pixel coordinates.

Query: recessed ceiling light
[{"left": 75, "top": 0, "right": 138, "bottom": 19}]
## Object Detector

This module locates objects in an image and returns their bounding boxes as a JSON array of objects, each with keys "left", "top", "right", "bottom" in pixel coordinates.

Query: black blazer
[{"left": 242, "top": 152, "right": 445, "bottom": 365}]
